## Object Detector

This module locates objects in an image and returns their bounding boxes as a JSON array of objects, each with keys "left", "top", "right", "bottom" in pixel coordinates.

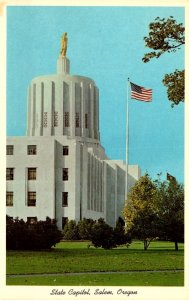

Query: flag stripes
[{"left": 130, "top": 82, "right": 152, "bottom": 102}]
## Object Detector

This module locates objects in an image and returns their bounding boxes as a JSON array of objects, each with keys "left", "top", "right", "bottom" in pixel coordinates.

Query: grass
[
  {"left": 7, "top": 272, "right": 183, "bottom": 286},
  {"left": 6, "top": 241, "right": 184, "bottom": 286}
]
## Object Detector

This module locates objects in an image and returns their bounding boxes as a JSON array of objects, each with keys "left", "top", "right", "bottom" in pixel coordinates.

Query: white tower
[{"left": 27, "top": 56, "right": 100, "bottom": 141}]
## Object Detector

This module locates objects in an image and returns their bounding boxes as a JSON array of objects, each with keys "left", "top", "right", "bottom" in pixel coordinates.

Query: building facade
[{"left": 6, "top": 48, "right": 141, "bottom": 229}]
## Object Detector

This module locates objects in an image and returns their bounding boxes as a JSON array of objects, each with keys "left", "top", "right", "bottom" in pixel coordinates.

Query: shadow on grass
[
  {"left": 51, "top": 248, "right": 184, "bottom": 258},
  {"left": 7, "top": 242, "right": 184, "bottom": 258}
]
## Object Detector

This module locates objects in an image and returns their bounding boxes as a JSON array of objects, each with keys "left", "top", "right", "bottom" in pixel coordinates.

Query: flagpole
[{"left": 125, "top": 78, "right": 130, "bottom": 201}]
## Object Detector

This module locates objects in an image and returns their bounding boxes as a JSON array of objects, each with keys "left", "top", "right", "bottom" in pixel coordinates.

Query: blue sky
[{"left": 7, "top": 6, "right": 185, "bottom": 183}]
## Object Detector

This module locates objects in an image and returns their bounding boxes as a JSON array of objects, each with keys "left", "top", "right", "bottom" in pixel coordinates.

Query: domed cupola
[{"left": 26, "top": 33, "right": 100, "bottom": 141}]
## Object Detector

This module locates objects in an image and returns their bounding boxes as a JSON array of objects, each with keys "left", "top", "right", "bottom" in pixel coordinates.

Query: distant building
[{"left": 6, "top": 40, "right": 141, "bottom": 229}]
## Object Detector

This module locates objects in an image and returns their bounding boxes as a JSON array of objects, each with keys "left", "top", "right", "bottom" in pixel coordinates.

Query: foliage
[
  {"left": 162, "top": 69, "right": 184, "bottom": 107},
  {"left": 6, "top": 216, "right": 62, "bottom": 250},
  {"left": 142, "top": 16, "right": 185, "bottom": 106},
  {"left": 113, "top": 217, "right": 132, "bottom": 246},
  {"left": 154, "top": 177, "right": 184, "bottom": 251},
  {"left": 90, "top": 218, "right": 116, "bottom": 249},
  {"left": 77, "top": 218, "right": 95, "bottom": 240},
  {"left": 123, "top": 173, "right": 159, "bottom": 250},
  {"left": 62, "top": 220, "right": 80, "bottom": 240},
  {"left": 143, "top": 17, "right": 185, "bottom": 62},
  {"left": 124, "top": 173, "right": 184, "bottom": 251},
  {"left": 62, "top": 217, "right": 131, "bottom": 249}
]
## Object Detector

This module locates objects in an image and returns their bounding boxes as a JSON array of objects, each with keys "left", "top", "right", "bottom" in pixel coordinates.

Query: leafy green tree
[
  {"left": 123, "top": 174, "right": 159, "bottom": 250},
  {"left": 142, "top": 17, "right": 185, "bottom": 107},
  {"left": 91, "top": 218, "right": 116, "bottom": 249},
  {"left": 77, "top": 218, "right": 95, "bottom": 240},
  {"left": 62, "top": 220, "right": 80, "bottom": 240},
  {"left": 154, "top": 177, "right": 184, "bottom": 251},
  {"left": 162, "top": 69, "right": 184, "bottom": 106}
]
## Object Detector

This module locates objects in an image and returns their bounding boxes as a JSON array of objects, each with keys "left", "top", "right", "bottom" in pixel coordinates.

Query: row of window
[
  {"left": 6, "top": 168, "right": 37, "bottom": 180},
  {"left": 42, "top": 112, "right": 88, "bottom": 129},
  {"left": 6, "top": 145, "right": 69, "bottom": 156},
  {"left": 6, "top": 191, "right": 68, "bottom": 207},
  {"left": 7, "top": 145, "right": 37, "bottom": 155},
  {"left": 6, "top": 191, "right": 36, "bottom": 206},
  {"left": 6, "top": 167, "right": 69, "bottom": 181},
  {"left": 65, "top": 112, "right": 88, "bottom": 128}
]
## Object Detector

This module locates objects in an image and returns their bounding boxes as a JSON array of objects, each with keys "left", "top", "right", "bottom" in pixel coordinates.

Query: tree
[
  {"left": 162, "top": 69, "right": 184, "bottom": 106},
  {"left": 113, "top": 217, "right": 132, "bottom": 247},
  {"left": 61, "top": 217, "right": 131, "bottom": 249},
  {"left": 90, "top": 218, "right": 116, "bottom": 250},
  {"left": 62, "top": 220, "right": 80, "bottom": 240},
  {"left": 77, "top": 218, "right": 95, "bottom": 240},
  {"left": 154, "top": 177, "right": 184, "bottom": 251},
  {"left": 123, "top": 173, "right": 159, "bottom": 250},
  {"left": 142, "top": 16, "right": 185, "bottom": 107}
]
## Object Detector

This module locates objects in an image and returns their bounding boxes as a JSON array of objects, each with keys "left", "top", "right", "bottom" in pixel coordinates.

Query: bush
[
  {"left": 77, "top": 218, "right": 95, "bottom": 240},
  {"left": 6, "top": 216, "right": 62, "bottom": 250},
  {"left": 60, "top": 217, "right": 132, "bottom": 249},
  {"left": 62, "top": 220, "right": 80, "bottom": 240},
  {"left": 90, "top": 218, "right": 116, "bottom": 249},
  {"left": 113, "top": 217, "right": 132, "bottom": 246}
]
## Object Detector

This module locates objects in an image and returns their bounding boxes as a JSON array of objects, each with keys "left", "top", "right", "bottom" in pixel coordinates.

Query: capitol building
[{"left": 6, "top": 34, "right": 141, "bottom": 229}]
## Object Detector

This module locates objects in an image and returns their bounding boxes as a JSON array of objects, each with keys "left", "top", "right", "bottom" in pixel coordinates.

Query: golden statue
[{"left": 60, "top": 32, "right": 68, "bottom": 57}]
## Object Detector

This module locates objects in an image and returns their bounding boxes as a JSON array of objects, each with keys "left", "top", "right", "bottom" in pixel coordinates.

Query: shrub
[
  {"left": 113, "top": 217, "right": 132, "bottom": 246},
  {"left": 61, "top": 217, "right": 132, "bottom": 249},
  {"left": 6, "top": 216, "right": 62, "bottom": 250},
  {"left": 62, "top": 220, "right": 80, "bottom": 240},
  {"left": 77, "top": 218, "right": 95, "bottom": 240},
  {"left": 90, "top": 218, "right": 116, "bottom": 249}
]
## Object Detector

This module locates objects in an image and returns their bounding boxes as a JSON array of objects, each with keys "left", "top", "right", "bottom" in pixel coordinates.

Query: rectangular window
[
  {"left": 6, "top": 168, "right": 14, "bottom": 180},
  {"left": 85, "top": 113, "right": 88, "bottom": 129},
  {"left": 27, "top": 145, "right": 37, "bottom": 155},
  {"left": 28, "top": 168, "right": 37, "bottom": 180},
  {"left": 54, "top": 111, "right": 58, "bottom": 127},
  {"left": 63, "top": 146, "right": 69, "bottom": 156},
  {"left": 6, "top": 145, "right": 14, "bottom": 155},
  {"left": 75, "top": 112, "right": 80, "bottom": 128},
  {"left": 6, "top": 192, "right": 13, "bottom": 206},
  {"left": 62, "top": 168, "right": 68, "bottom": 181},
  {"left": 62, "top": 192, "right": 68, "bottom": 207},
  {"left": 62, "top": 217, "right": 68, "bottom": 229},
  {"left": 27, "top": 217, "right": 37, "bottom": 224},
  {"left": 64, "top": 112, "right": 69, "bottom": 127},
  {"left": 27, "top": 192, "right": 36, "bottom": 206}
]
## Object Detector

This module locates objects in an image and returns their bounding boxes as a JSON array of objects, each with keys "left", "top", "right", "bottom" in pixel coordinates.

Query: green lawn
[
  {"left": 6, "top": 241, "right": 184, "bottom": 286},
  {"left": 7, "top": 271, "right": 183, "bottom": 286}
]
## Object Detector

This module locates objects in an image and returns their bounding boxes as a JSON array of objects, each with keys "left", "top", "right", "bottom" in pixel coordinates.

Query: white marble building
[{"left": 6, "top": 47, "right": 141, "bottom": 229}]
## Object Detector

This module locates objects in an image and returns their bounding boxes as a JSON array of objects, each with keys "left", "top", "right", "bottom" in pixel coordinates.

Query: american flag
[{"left": 130, "top": 82, "right": 152, "bottom": 102}]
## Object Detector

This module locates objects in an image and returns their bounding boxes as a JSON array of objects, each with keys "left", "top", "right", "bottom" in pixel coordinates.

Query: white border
[{"left": 0, "top": 1, "right": 188, "bottom": 300}]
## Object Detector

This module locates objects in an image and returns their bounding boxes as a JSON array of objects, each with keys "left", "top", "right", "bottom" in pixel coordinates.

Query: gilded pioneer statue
[{"left": 60, "top": 32, "right": 68, "bottom": 57}]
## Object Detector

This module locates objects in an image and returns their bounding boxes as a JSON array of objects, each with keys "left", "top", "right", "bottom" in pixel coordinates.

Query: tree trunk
[
  {"left": 175, "top": 241, "right": 178, "bottom": 251},
  {"left": 144, "top": 240, "right": 148, "bottom": 250}
]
